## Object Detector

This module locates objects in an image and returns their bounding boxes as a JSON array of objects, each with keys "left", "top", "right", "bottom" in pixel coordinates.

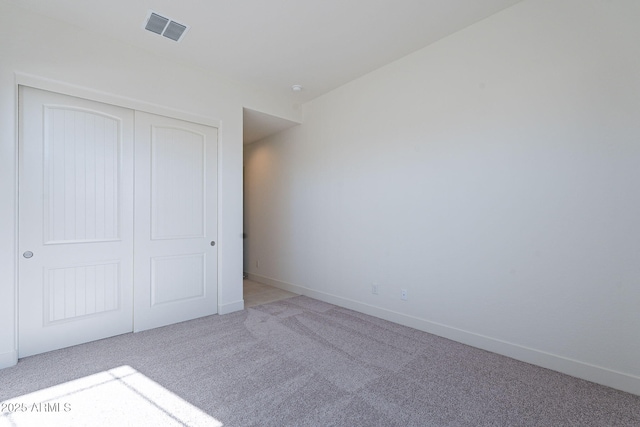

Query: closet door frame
[{"left": 13, "top": 74, "right": 222, "bottom": 354}]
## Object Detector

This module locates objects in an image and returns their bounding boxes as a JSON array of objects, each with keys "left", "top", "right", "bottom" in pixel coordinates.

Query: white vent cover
[{"left": 144, "top": 11, "right": 189, "bottom": 42}]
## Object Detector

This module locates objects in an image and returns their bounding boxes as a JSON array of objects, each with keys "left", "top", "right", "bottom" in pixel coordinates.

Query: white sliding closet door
[
  {"left": 18, "top": 88, "right": 220, "bottom": 357},
  {"left": 18, "top": 86, "right": 135, "bottom": 357},
  {"left": 133, "top": 111, "right": 218, "bottom": 332}
]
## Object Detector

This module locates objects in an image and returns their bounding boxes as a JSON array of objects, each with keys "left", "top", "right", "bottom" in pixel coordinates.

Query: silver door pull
[{"left": 23, "top": 251, "right": 34, "bottom": 259}]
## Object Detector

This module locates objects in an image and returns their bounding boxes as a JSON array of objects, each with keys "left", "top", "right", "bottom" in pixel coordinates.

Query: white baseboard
[
  {"left": 247, "top": 272, "right": 640, "bottom": 396},
  {"left": 0, "top": 349, "right": 17, "bottom": 370},
  {"left": 218, "top": 299, "right": 244, "bottom": 315}
]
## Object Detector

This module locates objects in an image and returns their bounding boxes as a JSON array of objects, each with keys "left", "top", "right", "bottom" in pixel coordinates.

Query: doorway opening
[{"left": 241, "top": 107, "right": 299, "bottom": 306}]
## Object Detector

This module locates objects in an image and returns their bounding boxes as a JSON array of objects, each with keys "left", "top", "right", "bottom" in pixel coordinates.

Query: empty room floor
[{"left": 243, "top": 279, "right": 298, "bottom": 307}]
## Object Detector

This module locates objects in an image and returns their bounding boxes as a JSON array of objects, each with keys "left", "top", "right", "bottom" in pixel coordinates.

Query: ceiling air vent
[{"left": 144, "top": 11, "right": 189, "bottom": 42}]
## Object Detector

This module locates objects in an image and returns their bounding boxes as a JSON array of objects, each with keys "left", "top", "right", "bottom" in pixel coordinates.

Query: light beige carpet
[{"left": 1, "top": 296, "right": 639, "bottom": 426}]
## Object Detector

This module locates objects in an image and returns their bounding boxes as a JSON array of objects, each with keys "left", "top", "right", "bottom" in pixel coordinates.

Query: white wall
[
  {"left": 244, "top": 0, "right": 640, "bottom": 395},
  {"left": 0, "top": 1, "right": 300, "bottom": 369}
]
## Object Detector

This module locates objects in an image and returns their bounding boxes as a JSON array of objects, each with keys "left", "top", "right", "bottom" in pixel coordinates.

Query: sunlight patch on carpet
[{"left": 0, "top": 365, "right": 222, "bottom": 426}]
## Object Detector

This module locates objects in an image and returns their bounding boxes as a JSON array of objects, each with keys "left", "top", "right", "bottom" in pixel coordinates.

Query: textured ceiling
[
  {"left": 13, "top": 0, "right": 522, "bottom": 103},
  {"left": 11, "top": 0, "right": 523, "bottom": 142}
]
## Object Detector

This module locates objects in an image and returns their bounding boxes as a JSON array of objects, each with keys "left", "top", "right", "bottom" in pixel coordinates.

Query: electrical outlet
[
  {"left": 371, "top": 283, "right": 379, "bottom": 295},
  {"left": 401, "top": 289, "right": 408, "bottom": 300}
]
